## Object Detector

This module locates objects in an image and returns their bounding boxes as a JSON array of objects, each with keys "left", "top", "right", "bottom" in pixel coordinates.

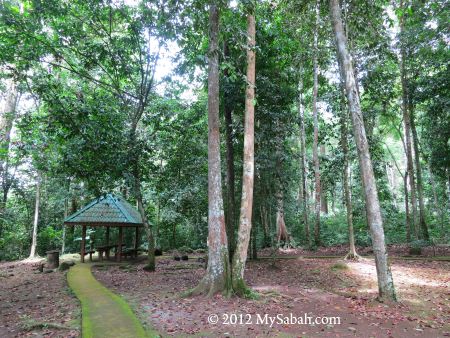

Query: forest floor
[
  {"left": 1, "top": 248, "right": 449, "bottom": 338},
  {"left": 91, "top": 251, "right": 450, "bottom": 338},
  {"left": 0, "top": 258, "right": 80, "bottom": 338}
]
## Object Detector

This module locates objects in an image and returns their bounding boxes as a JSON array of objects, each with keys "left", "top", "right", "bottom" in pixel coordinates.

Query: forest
[{"left": 0, "top": 0, "right": 449, "bottom": 337}]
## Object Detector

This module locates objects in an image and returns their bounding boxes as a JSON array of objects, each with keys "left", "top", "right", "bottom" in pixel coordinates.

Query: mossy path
[{"left": 67, "top": 263, "right": 156, "bottom": 338}]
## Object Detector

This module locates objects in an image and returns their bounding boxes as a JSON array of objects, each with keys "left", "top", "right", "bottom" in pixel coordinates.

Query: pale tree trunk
[
  {"left": 340, "top": 89, "right": 359, "bottom": 260},
  {"left": 399, "top": 0, "right": 418, "bottom": 239},
  {"left": 410, "top": 108, "right": 429, "bottom": 240},
  {"left": 330, "top": 0, "right": 396, "bottom": 301},
  {"left": 251, "top": 223, "right": 257, "bottom": 260},
  {"left": 395, "top": 129, "right": 412, "bottom": 242},
  {"left": 260, "top": 204, "right": 270, "bottom": 247},
  {"left": 331, "top": 188, "right": 336, "bottom": 213},
  {"left": 134, "top": 162, "right": 155, "bottom": 271},
  {"left": 386, "top": 144, "right": 411, "bottom": 242},
  {"left": 62, "top": 189, "right": 68, "bottom": 255},
  {"left": 275, "top": 127, "right": 288, "bottom": 248},
  {"left": 298, "top": 68, "right": 310, "bottom": 248},
  {"left": 276, "top": 191, "right": 289, "bottom": 247},
  {"left": 0, "top": 79, "right": 18, "bottom": 239},
  {"left": 232, "top": 11, "right": 256, "bottom": 296},
  {"left": 223, "top": 41, "right": 236, "bottom": 260},
  {"left": 404, "top": 171, "right": 411, "bottom": 242},
  {"left": 192, "top": 3, "right": 231, "bottom": 297},
  {"left": 428, "top": 165, "right": 438, "bottom": 213},
  {"left": 320, "top": 145, "right": 328, "bottom": 214},
  {"left": 428, "top": 165, "right": 444, "bottom": 232},
  {"left": 312, "top": 0, "right": 321, "bottom": 247},
  {"left": 29, "top": 174, "right": 41, "bottom": 258}
]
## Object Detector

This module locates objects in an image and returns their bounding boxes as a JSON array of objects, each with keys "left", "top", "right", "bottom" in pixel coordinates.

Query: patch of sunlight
[
  {"left": 253, "top": 285, "right": 284, "bottom": 293},
  {"left": 279, "top": 248, "right": 298, "bottom": 255},
  {"left": 396, "top": 275, "right": 441, "bottom": 287},
  {"left": 350, "top": 261, "right": 442, "bottom": 288},
  {"left": 358, "top": 288, "right": 377, "bottom": 294}
]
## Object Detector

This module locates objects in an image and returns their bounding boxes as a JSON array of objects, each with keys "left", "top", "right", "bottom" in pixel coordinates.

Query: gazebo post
[
  {"left": 81, "top": 225, "right": 86, "bottom": 263},
  {"left": 106, "top": 226, "right": 110, "bottom": 259},
  {"left": 134, "top": 226, "right": 139, "bottom": 258},
  {"left": 117, "top": 226, "right": 123, "bottom": 262}
]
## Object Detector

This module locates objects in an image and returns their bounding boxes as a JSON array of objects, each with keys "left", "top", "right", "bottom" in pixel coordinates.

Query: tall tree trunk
[
  {"left": 192, "top": 3, "right": 231, "bottom": 297},
  {"left": 298, "top": 68, "right": 310, "bottom": 248},
  {"left": 312, "top": 0, "right": 321, "bottom": 247},
  {"left": 340, "top": 93, "right": 359, "bottom": 259},
  {"left": 330, "top": 0, "right": 396, "bottom": 301},
  {"left": 0, "top": 79, "right": 18, "bottom": 239},
  {"left": 69, "top": 195, "right": 77, "bottom": 236},
  {"left": 232, "top": 10, "right": 256, "bottom": 296},
  {"left": 133, "top": 161, "right": 155, "bottom": 271},
  {"left": 399, "top": 0, "right": 418, "bottom": 239},
  {"left": 29, "top": 174, "right": 40, "bottom": 258},
  {"left": 428, "top": 165, "right": 439, "bottom": 213},
  {"left": 404, "top": 171, "right": 411, "bottom": 242},
  {"left": 320, "top": 145, "right": 328, "bottom": 214},
  {"left": 428, "top": 165, "right": 444, "bottom": 233},
  {"left": 260, "top": 204, "right": 270, "bottom": 247},
  {"left": 410, "top": 109, "right": 429, "bottom": 240},
  {"left": 62, "top": 188, "right": 68, "bottom": 255},
  {"left": 392, "top": 129, "right": 412, "bottom": 242},
  {"left": 276, "top": 190, "right": 289, "bottom": 247},
  {"left": 223, "top": 41, "right": 236, "bottom": 260}
]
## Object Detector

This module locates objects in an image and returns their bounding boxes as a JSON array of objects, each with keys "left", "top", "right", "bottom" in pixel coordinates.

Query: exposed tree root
[
  {"left": 183, "top": 275, "right": 232, "bottom": 298},
  {"left": 344, "top": 251, "right": 361, "bottom": 261}
]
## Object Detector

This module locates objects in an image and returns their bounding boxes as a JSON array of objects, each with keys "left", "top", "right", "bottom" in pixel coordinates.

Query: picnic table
[
  {"left": 120, "top": 248, "right": 141, "bottom": 259},
  {"left": 96, "top": 244, "right": 125, "bottom": 261},
  {"left": 79, "top": 250, "right": 96, "bottom": 262}
]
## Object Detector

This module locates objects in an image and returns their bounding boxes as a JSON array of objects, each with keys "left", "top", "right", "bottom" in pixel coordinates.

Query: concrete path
[{"left": 67, "top": 263, "right": 156, "bottom": 338}]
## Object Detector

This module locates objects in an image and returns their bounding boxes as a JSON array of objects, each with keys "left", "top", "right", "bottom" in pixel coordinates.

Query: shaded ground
[
  {"left": 67, "top": 263, "right": 153, "bottom": 338},
  {"left": 0, "top": 259, "right": 80, "bottom": 338},
  {"left": 258, "top": 244, "right": 450, "bottom": 258},
  {"left": 93, "top": 254, "right": 450, "bottom": 337}
]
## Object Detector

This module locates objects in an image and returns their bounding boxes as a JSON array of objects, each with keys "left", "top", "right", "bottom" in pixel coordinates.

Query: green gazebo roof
[{"left": 64, "top": 194, "right": 143, "bottom": 227}]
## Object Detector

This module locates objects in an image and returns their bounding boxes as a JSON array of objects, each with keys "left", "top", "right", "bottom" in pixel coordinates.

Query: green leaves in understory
[{"left": 0, "top": 0, "right": 447, "bottom": 259}]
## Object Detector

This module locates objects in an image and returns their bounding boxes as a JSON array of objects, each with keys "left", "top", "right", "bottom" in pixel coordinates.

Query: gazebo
[{"left": 64, "top": 193, "right": 143, "bottom": 262}]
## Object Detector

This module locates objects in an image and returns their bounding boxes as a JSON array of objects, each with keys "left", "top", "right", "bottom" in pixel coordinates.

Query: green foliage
[{"left": 0, "top": 0, "right": 448, "bottom": 262}]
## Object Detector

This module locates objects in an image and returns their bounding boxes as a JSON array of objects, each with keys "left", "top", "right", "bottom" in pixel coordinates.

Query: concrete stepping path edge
[{"left": 67, "top": 263, "right": 157, "bottom": 338}]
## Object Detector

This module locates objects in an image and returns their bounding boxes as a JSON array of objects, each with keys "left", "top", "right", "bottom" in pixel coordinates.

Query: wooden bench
[
  {"left": 432, "top": 243, "right": 450, "bottom": 256},
  {"left": 120, "top": 248, "right": 140, "bottom": 259},
  {"left": 79, "top": 250, "right": 96, "bottom": 262}
]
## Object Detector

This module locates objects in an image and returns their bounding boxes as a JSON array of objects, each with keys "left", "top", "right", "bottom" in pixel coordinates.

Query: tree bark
[
  {"left": 133, "top": 160, "right": 155, "bottom": 271},
  {"left": 298, "top": 68, "right": 310, "bottom": 248},
  {"left": 340, "top": 87, "right": 359, "bottom": 259},
  {"left": 330, "top": 0, "right": 396, "bottom": 301},
  {"left": 192, "top": 3, "right": 231, "bottom": 297},
  {"left": 232, "top": 10, "right": 256, "bottom": 296},
  {"left": 0, "top": 79, "right": 18, "bottom": 239},
  {"left": 29, "top": 174, "right": 40, "bottom": 258},
  {"left": 410, "top": 109, "right": 429, "bottom": 240},
  {"left": 312, "top": 0, "right": 321, "bottom": 247},
  {"left": 404, "top": 171, "right": 411, "bottom": 242},
  {"left": 320, "top": 145, "right": 328, "bottom": 214},
  {"left": 62, "top": 189, "right": 68, "bottom": 255},
  {"left": 399, "top": 0, "right": 418, "bottom": 240},
  {"left": 223, "top": 41, "right": 236, "bottom": 260},
  {"left": 252, "top": 223, "right": 257, "bottom": 260},
  {"left": 260, "top": 204, "right": 270, "bottom": 247},
  {"left": 276, "top": 190, "right": 289, "bottom": 247}
]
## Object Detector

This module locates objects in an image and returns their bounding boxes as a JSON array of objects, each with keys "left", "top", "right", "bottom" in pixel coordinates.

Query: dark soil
[
  {"left": 258, "top": 244, "right": 450, "bottom": 258},
  {"left": 93, "top": 254, "right": 450, "bottom": 337},
  {"left": 0, "top": 260, "right": 80, "bottom": 338}
]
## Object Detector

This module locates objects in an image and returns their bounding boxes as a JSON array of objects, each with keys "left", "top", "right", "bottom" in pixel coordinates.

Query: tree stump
[{"left": 46, "top": 250, "right": 60, "bottom": 269}]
